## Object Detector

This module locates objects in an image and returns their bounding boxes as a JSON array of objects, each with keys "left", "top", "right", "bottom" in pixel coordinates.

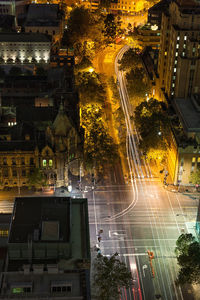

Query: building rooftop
[
  {"left": 174, "top": 96, "right": 200, "bottom": 133},
  {"left": 0, "top": 33, "right": 51, "bottom": 43},
  {"left": 9, "top": 197, "right": 70, "bottom": 243},
  {"left": 25, "top": 4, "right": 60, "bottom": 27},
  {"left": 8, "top": 196, "right": 90, "bottom": 263}
]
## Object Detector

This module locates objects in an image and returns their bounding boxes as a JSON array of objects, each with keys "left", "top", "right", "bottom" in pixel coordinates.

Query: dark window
[
  {"left": 22, "top": 169, "right": 26, "bottom": 177},
  {"left": 3, "top": 169, "right": 8, "bottom": 177},
  {"left": 23, "top": 287, "right": 31, "bottom": 293},
  {"left": 21, "top": 157, "right": 25, "bottom": 165},
  {"left": 12, "top": 157, "right": 16, "bottom": 165},
  {"left": 3, "top": 157, "right": 7, "bottom": 165},
  {"left": 12, "top": 169, "right": 17, "bottom": 177},
  {"left": 30, "top": 157, "right": 34, "bottom": 165}
]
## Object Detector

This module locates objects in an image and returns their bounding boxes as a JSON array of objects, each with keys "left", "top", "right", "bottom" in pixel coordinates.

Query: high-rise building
[{"left": 157, "top": 0, "right": 200, "bottom": 101}]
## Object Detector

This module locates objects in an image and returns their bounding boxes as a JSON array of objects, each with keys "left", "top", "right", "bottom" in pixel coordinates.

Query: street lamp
[
  {"left": 88, "top": 67, "right": 94, "bottom": 73},
  {"left": 68, "top": 183, "right": 72, "bottom": 193}
]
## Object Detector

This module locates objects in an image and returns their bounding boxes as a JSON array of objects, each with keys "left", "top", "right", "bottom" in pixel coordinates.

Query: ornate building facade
[{"left": 0, "top": 104, "right": 83, "bottom": 190}]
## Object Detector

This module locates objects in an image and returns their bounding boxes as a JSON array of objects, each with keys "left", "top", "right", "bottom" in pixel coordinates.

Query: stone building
[
  {"left": 0, "top": 32, "right": 51, "bottom": 64},
  {"left": 0, "top": 104, "right": 83, "bottom": 190}
]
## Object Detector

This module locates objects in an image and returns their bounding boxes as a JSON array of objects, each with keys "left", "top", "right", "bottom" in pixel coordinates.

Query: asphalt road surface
[{"left": 87, "top": 176, "right": 198, "bottom": 300}]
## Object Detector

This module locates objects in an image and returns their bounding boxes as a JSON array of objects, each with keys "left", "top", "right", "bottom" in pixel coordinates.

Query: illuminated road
[
  {"left": 88, "top": 45, "right": 199, "bottom": 299},
  {"left": 87, "top": 180, "right": 198, "bottom": 300}
]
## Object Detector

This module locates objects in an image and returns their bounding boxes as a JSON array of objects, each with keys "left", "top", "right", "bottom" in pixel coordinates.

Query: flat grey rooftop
[
  {"left": 174, "top": 97, "right": 200, "bottom": 132},
  {"left": 9, "top": 197, "right": 70, "bottom": 243}
]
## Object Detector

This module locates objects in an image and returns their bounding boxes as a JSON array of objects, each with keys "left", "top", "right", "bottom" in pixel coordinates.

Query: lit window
[
  {"left": 177, "top": 36, "right": 180, "bottom": 40},
  {"left": 193, "top": 47, "right": 196, "bottom": 52},
  {"left": 172, "top": 83, "right": 175, "bottom": 87},
  {"left": 182, "top": 52, "right": 185, "bottom": 56},
  {"left": 171, "top": 91, "right": 174, "bottom": 95},
  {"left": 183, "top": 44, "right": 186, "bottom": 48},
  {"left": 43, "top": 159, "right": 46, "bottom": 167},
  {"left": 192, "top": 157, "right": 196, "bottom": 163},
  {"left": 174, "top": 68, "right": 176, "bottom": 72},
  {"left": 0, "top": 230, "right": 8, "bottom": 237},
  {"left": 8, "top": 122, "right": 10, "bottom": 126},
  {"left": 173, "top": 76, "right": 176, "bottom": 80},
  {"left": 175, "top": 60, "right": 177, "bottom": 64},
  {"left": 164, "top": 51, "right": 167, "bottom": 56},
  {"left": 184, "top": 35, "right": 187, "bottom": 40},
  {"left": 49, "top": 159, "right": 53, "bottom": 167},
  {"left": 176, "top": 44, "right": 179, "bottom": 49}
]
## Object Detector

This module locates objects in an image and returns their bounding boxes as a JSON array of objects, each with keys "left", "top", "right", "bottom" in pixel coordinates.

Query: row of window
[
  {"left": 12, "top": 285, "right": 72, "bottom": 294},
  {"left": 2, "top": 168, "right": 27, "bottom": 177},
  {"left": 1, "top": 157, "right": 34, "bottom": 165},
  {"left": 1, "top": 159, "right": 53, "bottom": 170}
]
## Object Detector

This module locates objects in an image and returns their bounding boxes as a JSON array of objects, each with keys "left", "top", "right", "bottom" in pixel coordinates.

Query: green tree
[
  {"left": 126, "top": 67, "right": 151, "bottom": 100},
  {"left": 189, "top": 169, "right": 200, "bottom": 185},
  {"left": 27, "top": 168, "right": 47, "bottom": 190},
  {"left": 175, "top": 233, "right": 196, "bottom": 256},
  {"left": 93, "top": 253, "right": 133, "bottom": 300},
  {"left": 175, "top": 234, "right": 200, "bottom": 285},
  {"left": 75, "top": 56, "right": 93, "bottom": 71},
  {"left": 9, "top": 66, "right": 22, "bottom": 76},
  {"left": 76, "top": 71, "right": 106, "bottom": 105},
  {"left": 82, "top": 104, "right": 119, "bottom": 171},
  {"left": 67, "top": 6, "right": 92, "bottom": 42},
  {"left": 118, "top": 48, "right": 142, "bottom": 71},
  {"left": 63, "top": 7, "right": 105, "bottom": 60},
  {"left": 134, "top": 98, "right": 170, "bottom": 158},
  {"left": 103, "top": 13, "right": 120, "bottom": 44}
]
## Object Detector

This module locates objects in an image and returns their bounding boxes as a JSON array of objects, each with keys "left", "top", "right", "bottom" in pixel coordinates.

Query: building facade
[
  {"left": 157, "top": 0, "right": 200, "bottom": 101},
  {"left": 0, "top": 33, "right": 51, "bottom": 64},
  {"left": 0, "top": 104, "right": 83, "bottom": 190},
  {"left": 110, "top": 0, "right": 146, "bottom": 14}
]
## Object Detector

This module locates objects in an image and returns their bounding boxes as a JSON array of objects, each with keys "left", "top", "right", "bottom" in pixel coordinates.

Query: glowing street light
[
  {"left": 88, "top": 67, "right": 94, "bottom": 73},
  {"left": 68, "top": 184, "right": 72, "bottom": 193}
]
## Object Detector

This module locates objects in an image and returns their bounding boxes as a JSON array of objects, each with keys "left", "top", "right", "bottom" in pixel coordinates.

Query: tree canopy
[
  {"left": 103, "top": 14, "right": 122, "bottom": 45},
  {"left": 82, "top": 104, "right": 118, "bottom": 171},
  {"left": 27, "top": 168, "right": 47, "bottom": 190},
  {"left": 62, "top": 6, "right": 105, "bottom": 60},
  {"left": 126, "top": 67, "right": 151, "bottom": 101},
  {"left": 175, "top": 234, "right": 200, "bottom": 285},
  {"left": 93, "top": 253, "right": 133, "bottom": 300},
  {"left": 118, "top": 48, "right": 142, "bottom": 71},
  {"left": 76, "top": 71, "right": 106, "bottom": 105},
  {"left": 189, "top": 169, "right": 200, "bottom": 185},
  {"left": 134, "top": 98, "right": 170, "bottom": 160}
]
